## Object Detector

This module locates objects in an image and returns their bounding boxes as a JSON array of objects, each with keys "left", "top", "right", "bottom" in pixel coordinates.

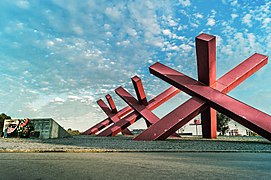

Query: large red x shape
[
  {"left": 135, "top": 54, "right": 271, "bottom": 141},
  {"left": 134, "top": 53, "right": 269, "bottom": 140}
]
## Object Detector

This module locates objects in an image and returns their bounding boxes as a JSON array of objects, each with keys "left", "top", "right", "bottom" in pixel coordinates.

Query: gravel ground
[{"left": 0, "top": 135, "right": 271, "bottom": 153}]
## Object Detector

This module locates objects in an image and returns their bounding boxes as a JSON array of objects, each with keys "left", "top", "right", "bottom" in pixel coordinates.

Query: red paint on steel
[
  {"left": 116, "top": 87, "right": 159, "bottom": 125},
  {"left": 98, "top": 86, "right": 180, "bottom": 136},
  {"left": 148, "top": 59, "right": 271, "bottom": 141},
  {"left": 97, "top": 99, "right": 112, "bottom": 117},
  {"left": 83, "top": 105, "right": 133, "bottom": 135},
  {"left": 131, "top": 76, "right": 151, "bottom": 127},
  {"left": 97, "top": 99, "right": 133, "bottom": 135},
  {"left": 196, "top": 33, "right": 217, "bottom": 139},
  {"left": 134, "top": 97, "right": 207, "bottom": 141},
  {"left": 106, "top": 94, "right": 118, "bottom": 114},
  {"left": 82, "top": 118, "right": 112, "bottom": 135},
  {"left": 132, "top": 75, "right": 148, "bottom": 106},
  {"left": 216, "top": 53, "right": 268, "bottom": 93},
  {"left": 116, "top": 86, "right": 180, "bottom": 137},
  {"left": 196, "top": 33, "right": 216, "bottom": 85},
  {"left": 134, "top": 53, "right": 267, "bottom": 140}
]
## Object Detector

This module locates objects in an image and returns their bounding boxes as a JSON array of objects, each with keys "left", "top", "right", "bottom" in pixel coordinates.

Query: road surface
[{"left": 0, "top": 152, "right": 270, "bottom": 180}]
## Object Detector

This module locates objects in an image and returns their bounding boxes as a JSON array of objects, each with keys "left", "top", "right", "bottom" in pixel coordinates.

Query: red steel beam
[
  {"left": 148, "top": 55, "right": 271, "bottom": 141},
  {"left": 97, "top": 86, "right": 180, "bottom": 136},
  {"left": 115, "top": 87, "right": 160, "bottom": 125},
  {"left": 134, "top": 97, "right": 207, "bottom": 140},
  {"left": 116, "top": 87, "right": 180, "bottom": 137},
  {"left": 131, "top": 76, "right": 151, "bottom": 127},
  {"left": 132, "top": 76, "right": 148, "bottom": 106},
  {"left": 106, "top": 94, "right": 118, "bottom": 114},
  {"left": 134, "top": 53, "right": 267, "bottom": 140},
  {"left": 97, "top": 99, "right": 113, "bottom": 118},
  {"left": 82, "top": 118, "right": 112, "bottom": 135},
  {"left": 196, "top": 33, "right": 217, "bottom": 139},
  {"left": 83, "top": 105, "right": 133, "bottom": 135},
  {"left": 84, "top": 78, "right": 150, "bottom": 135},
  {"left": 97, "top": 99, "right": 133, "bottom": 135}
]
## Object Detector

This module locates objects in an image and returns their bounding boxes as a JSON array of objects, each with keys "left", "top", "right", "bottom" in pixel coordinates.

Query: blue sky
[{"left": 0, "top": 0, "right": 271, "bottom": 131}]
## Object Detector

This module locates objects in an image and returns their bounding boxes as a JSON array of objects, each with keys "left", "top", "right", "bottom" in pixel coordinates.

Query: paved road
[{"left": 0, "top": 153, "right": 270, "bottom": 180}]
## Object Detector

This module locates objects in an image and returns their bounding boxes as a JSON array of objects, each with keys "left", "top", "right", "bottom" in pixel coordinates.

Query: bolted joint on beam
[{"left": 131, "top": 75, "right": 148, "bottom": 106}]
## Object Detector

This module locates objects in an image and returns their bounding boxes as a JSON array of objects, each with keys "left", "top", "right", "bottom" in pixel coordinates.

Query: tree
[
  {"left": 0, "top": 113, "right": 11, "bottom": 134},
  {"left": 217, "top": 112, "right": 230, "bottom": 135}
]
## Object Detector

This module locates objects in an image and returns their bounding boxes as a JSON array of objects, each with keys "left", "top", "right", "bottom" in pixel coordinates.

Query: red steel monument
[{"left": 83, "top": 33, "right": 271, "bottom": 141}]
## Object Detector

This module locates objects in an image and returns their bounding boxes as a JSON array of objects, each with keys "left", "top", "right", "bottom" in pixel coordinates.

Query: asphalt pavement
[{"left": 0, "top": 152, "right": 270, "bottom": 180}]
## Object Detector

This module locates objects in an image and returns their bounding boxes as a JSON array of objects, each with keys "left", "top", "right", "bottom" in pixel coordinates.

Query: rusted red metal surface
[
  {"left": 98, "top": 86, "right": 180, "bottom": 136},
  {"left": 146, "top": 55, "right": 271, "bottom": 141},
  {"left": 134, "top": 53, "right": 268, "bottom": 140}
]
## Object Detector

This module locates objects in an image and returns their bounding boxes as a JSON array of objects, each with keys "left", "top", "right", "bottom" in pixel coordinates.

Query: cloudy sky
[{"left": 0, "top": 0, "right": 271, "bottom": 131}]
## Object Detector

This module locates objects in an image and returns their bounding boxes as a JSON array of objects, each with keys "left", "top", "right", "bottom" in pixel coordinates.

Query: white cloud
[
  {"left": 46, "top": 40, "right": 54, "bottom": 47},
  {"left": 194, "top": 13, "right": 203, "bottom": 19},
  {"left": 216, "top": 35, "right": 223, "bottom": 46},
  {"left": 242, "top": 14, "right": 252, "bottom": 27},
  {"left": 105, "top": 7, "right": 122, "bottom": 19},
  {"left": 72, "top": 26, "right": 84, "bottom": 35},
  {"left": 68, "top": 95, "right": 82, "bottom": 101},
  {"left": 82, "top": 96, "right": 94, "bottom": 101},
  {"left": 16, "top": 22, "right": 24, "bottom": 29},
  {"left": 3, "top": 0, "right": 271, "bottom": 132},
  {"left": 148, "top": 59, "right": 153, "bottom": 64},
  {"left": 230, "top": 0, "right": 238, "bottom": 6},
  {"left": 104, "top": 24, "right": 111, "bottom": 30},
  {"left": 16, "top": 0, "right": 30, "bottom": 9},
  {"left": 206, "top": 17, "right": 215, "bottom": 26},
  {"left": 106, "top": 31, "right": 113, "bottom": 37},
  {"left": 247, "top": 33, "right": 255, "bottom": 48},
  {"left": 116, "top": 40, "right": 130, "bottom": 46},
  {"left": 231, "top": 14, "right": 238, "bottom": 20},
  {"left": 169, "top": 45, "right": 180, "bottom": 51},
  {"left": 162, "top": 29, "right": 171, "bottom": 36},
  {"left": 166, "top": 16, "right": 178, "bottom": 27},
  {"left": 179, "top": 0, "right": 191, "bottom": 7},
  {"left": 126, "top": 27, "right": 137, "bottom": 37},
  {"left": 179, "top": 44, "right": 192, "bottom": 52},
  {"left": 52, "top": 97, "right": 65, "bottom": 103},
  {"left": 262, "top": 17, "right": 271, "bottom": 28}
]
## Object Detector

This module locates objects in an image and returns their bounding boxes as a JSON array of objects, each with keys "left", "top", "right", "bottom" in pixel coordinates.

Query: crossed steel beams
[
  {"left": 196, "top": 34, "right": 217, "bottom": 138},
  {"left": 86, "top": 53, "right": 267, "bottom": 139},
  {"left": 142, "top": 55, "right": 271, "bottom": 141},
  {"left": 98, "top": 86, "right": 180, "bottom": 136},
  {"left": 85, "top": 33, "right": 270, "bottom": 141},
  {"left": 96, "top": 98, "right": 133, "bottom": 135},
  {"left": 82, "top": 97, "right": 133, "bottom": 135},
  {"left": 134, "top": 53, "right": 268, "bottom": 140},
  {"left": 82, "top": 86, "right": 180, "bottom": 136}
]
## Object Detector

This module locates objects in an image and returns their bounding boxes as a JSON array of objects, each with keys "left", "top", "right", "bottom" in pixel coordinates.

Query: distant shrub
[{"left": 67, "top": 128, "right": 81, "bottom": 136}]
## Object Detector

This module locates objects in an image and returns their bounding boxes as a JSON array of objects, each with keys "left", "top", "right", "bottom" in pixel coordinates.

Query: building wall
[
  {"left": 31, "top": 118, "right": 70, "bottom": 139},
  {"left": 4, "top": 118, "right": 70, "bottom": 139}
]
